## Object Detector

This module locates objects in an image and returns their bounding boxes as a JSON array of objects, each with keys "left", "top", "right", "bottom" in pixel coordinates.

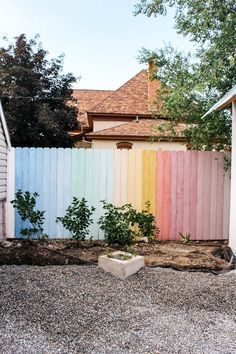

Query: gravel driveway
[{"left": 0, "top": 265, "right": 235, "bottom": 354}]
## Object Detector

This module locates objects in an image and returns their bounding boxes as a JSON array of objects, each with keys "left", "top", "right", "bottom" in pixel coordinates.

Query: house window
[{"left": 116, "top": 142, "right": 133, "bottom": 150}]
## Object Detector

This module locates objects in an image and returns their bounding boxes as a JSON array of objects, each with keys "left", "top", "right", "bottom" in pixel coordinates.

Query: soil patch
[{"left": 0, "top": 239, "right": 233, "bottom": 272}]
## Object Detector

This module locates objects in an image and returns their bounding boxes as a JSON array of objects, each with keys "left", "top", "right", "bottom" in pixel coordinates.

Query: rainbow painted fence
[{"left": 8, "top": 148, "right": 231, "bottom": 240}]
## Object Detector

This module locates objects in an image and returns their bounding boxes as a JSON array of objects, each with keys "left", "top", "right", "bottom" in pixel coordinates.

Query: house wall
[
  {"left": 93, "top": 119, "right": 131, "bottom": 132},
  {"left": 0, "top": 120, "right": 7, "bottom": 201},
  {"left": 92, "top": 139, "right": 187, "bottom": 150}
]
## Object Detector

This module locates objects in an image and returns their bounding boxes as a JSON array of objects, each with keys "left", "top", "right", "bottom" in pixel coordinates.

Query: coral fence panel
[{"left": 9, "top": 148, "right": 230, "bottom": 240}]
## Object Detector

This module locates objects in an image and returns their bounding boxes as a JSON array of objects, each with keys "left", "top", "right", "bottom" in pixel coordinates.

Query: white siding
[{"left": 0, "top": 121, "right": 7, "bottom": 200}]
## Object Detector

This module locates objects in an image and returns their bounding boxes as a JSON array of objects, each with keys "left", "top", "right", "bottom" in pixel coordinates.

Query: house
[
  {"left": 0, "top": 100, "right": 11, "bottom": 239},
  {"left": 71, "top": 65, "right": 188, "bottom": 150}
]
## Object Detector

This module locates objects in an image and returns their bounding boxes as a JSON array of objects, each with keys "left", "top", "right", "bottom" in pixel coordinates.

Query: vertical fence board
[
  {"left": 99, "top": 150, "right": 109, "bottom": 239},
  {"left": 169, "top": 151, "right": 178, "bottom": 240},
  {"left": 135, "top": 150, "right": 142, "bottom": 212},
  {"left": 223, "top": 165, "right": 231, "bottom": 239},
  {"left": 209, "top": 152, "right": 219, "bottom": 239},
  {"left": 156, "top": 152, "right": 163, "bottom": 239},
  {"left": 28, "top": 148, "right": 36, "bottom": 194},
  {"left": 182, "top": 151, "right": 191, "bottom": 236},
  {"left": 91, "top": 150, "right": 101, "bottom": 239},
  {"left": 106, "top": 150, "right": 114, "bottom": 204},
  {"left": 162, "top": 151, "right": 171, "bottom": 240},
  {"left": 202, "top": 152, "right": 212, "bottom": 239},
  {"left": 71, "top": 149, "right": 79, "bottom": 198},
  {"left": 189, "top": 151, "right": 198, "bottom": 239},
  {"left": 84, "top": 149, "right": 93, "bottom": 204},
  {"left": 114, "top": 150, "right": 121, "bottom": 206},
  {"left": 142, "top": 151, "right": 156, "bottom": 214},
  {"left": 15, "top": 148, "right": 23, "bottom": 237},
  {"left": 77, "top": 149, "right": 86, "bottom": 201},
  {"left": 120, "top": 150, "right": 128, "bottom": 206},
  {"left": 128, "top": 150, "right": 135, "bottom": 206},
  {"left": 35, "top": 148, "right": 44, "bottom": 212},
  {"left": 176, "top": 152, "right": 184, "bottom": 238},
  {"left": 216, "top": 153, "right": 225, "bottom": 240},
  {"left": 11, "top": 148, "right": 230, "bottom": 240},
  {"left": 49, "top": 148, "right": 58, "bottom": 237},
  {"left": 42, "top": 148, "right": 51, "bottom": 236},
  {"left": 56, "top": 149, "right": 67, "bottom": 237},
  {"left": 196, "top": 152, "right": 205, "bottom": 239}
]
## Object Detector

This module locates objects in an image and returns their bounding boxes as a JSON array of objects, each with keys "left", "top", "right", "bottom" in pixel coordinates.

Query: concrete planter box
[{"left": 98, "top": 251, "right": 145, "bottom": 279}]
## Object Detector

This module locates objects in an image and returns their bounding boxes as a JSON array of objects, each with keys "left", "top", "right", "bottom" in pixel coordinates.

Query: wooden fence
[{"left": 7, "top": 148, "right": 231, "bottom": 240}]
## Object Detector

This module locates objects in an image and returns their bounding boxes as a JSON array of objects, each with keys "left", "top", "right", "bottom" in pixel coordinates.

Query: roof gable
[
  {"left": 73, "top": 89, "right": 113, "bottom": 127},
  {"left": 90, "top": 70, "right": 161, "bottom": 116}
]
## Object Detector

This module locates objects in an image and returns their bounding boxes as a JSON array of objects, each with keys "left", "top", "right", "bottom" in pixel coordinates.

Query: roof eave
[
  {"left": 0, "top": 100, "right": 11, "bottom": 149},
  {"left": 202, "top": 91, "right": 236, "bottom": 118},
  {"left": 88, "top": 112, "right": 154, "bottom": 118},
  {"left": 85, "top": 134, "right": 186, "bottom": 142}
]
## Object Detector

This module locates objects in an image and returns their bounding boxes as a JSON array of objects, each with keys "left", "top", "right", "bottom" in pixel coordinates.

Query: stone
[
  {"left": 98, "top": 251, "right": 145, "bottom": 279},
  {"left": 0, "top": 240, "right": 12, "bottom": 248},
  {"left": 133, "top": 236, "right": 149, "bottom": 244}
]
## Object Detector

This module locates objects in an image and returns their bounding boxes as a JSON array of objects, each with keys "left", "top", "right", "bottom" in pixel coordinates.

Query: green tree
[
  {"left": 135, "top": 0, "right": 236, "bottom": 150},
  {"left": 0, "top": 34, "right": 78, "bottom": 147}
]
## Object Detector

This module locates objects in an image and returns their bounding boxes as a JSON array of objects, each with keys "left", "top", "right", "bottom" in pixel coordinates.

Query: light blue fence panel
[
  {"left": 14, "top": 148, "right": 116, "bottom": 239},
  {"left": 42, "top": 148, "right": 51, "bottom": 235},
  {"left": 15, "top": 148, "right": 23, "bottom": 237},
  {"left": 90, "top": 149, "right": 101, "bottom": 239},
  {"left": 48, "top": 148, "right": 58, "bottom": 237}
]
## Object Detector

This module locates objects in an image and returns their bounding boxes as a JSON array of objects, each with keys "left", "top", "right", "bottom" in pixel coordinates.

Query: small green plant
[
  {"left": 123, "top": 245, "right": 137, "bottom": 256},
  {"left": 98, "top": 201, "right": 134, "bottom": 246},
  {"left": 11, "top": 190, "right": 47, "bottom": 239},
  {"left": 56, "top": 197, "right": 95, "bottom": 241},
  {"left": 179, "top": 232, "right": 191, "bottom": 244},
  {"left": 129, "top": 201, "right": 159, "bottom": 239},
  {"left": 105, "top": 252, "right": 133, "bottom": 260}
]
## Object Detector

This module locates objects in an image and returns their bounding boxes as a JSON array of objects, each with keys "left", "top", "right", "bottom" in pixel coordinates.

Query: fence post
[
  {"left": 229, "top": 101, "right": 236, "bottom": 252},
  {"left": 6, "top": 148, "right": 15, "bottom": 238}
]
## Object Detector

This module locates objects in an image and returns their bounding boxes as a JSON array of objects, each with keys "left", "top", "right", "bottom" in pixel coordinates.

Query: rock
[
  {"left": 0, "top": 240, "right": 12, "bottom": 248},
  {"left": 134, "top": 237, "right": 149, "bottom": 244},
  {"left": 47, "top": 244, "right": 57, "bottom": 250},
  {"left": 212, "top": 246, "right": 234, "bottom": 263}
]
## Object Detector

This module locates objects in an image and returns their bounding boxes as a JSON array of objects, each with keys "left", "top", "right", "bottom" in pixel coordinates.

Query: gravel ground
[{"left": 0, "top": 266, "right": 235, "bottom": 354}]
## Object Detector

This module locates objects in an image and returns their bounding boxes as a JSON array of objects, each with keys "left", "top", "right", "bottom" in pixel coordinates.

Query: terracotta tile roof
[
  {"left": 72, "top": 89, "right": 113, "bottom": 127},
  {"left": 86, "top": 119, "right": 188, "bottom": 140},
  {"left": 90, "top": 70, "right": 161, "bottom": 116}
]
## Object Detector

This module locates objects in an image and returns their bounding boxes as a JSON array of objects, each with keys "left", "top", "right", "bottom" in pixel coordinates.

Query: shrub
[
  {"left": 11, "top": 190, "right": 47, "bottom": 239},
  {"left": 98, "top": 201, "right": 134, "bottom": 246},
  {"left": 98, "top": 201, "right": 158, "bottom": 245},
  {"left": 130, "top": 201, "right": 159, "bottom": 239},
  {"left": 56, "top": 197, "right": 95, "bottom": 240}
]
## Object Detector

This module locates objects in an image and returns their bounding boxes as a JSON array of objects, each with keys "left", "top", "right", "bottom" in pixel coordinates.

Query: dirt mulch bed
[{"left": 0, "top": 239, "right": 234, "bottom": 272}]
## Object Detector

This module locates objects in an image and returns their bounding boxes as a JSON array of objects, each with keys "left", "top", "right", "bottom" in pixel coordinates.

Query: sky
[{"left": 0, "top": 0, "right": 193, "bottom": 90}]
